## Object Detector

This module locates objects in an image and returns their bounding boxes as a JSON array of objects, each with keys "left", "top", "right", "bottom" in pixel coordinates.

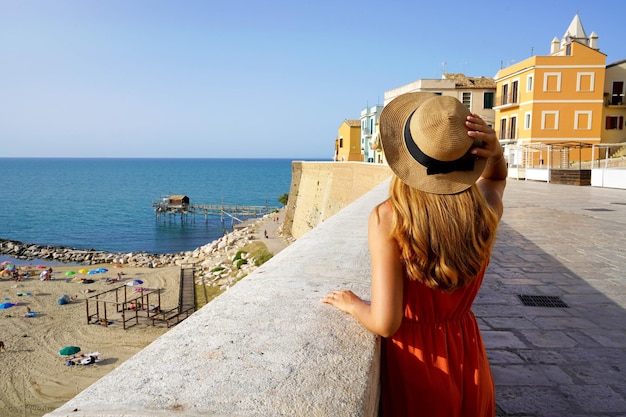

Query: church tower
[{"left": 556, "top": 13, "right": 599, "bottom": 53}]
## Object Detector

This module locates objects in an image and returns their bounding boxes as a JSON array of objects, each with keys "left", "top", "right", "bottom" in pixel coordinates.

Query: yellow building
[
  {"left": 494, "top": 14, "right": 606, "bottom": 154},
  {"left": 333, "top": 119, "right": 362, "bottom": 162},
  {"left": 603, "top": 59, "right": 626, "bottom": 145}
]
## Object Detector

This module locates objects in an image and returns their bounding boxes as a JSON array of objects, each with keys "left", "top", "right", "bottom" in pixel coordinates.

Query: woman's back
[
  {"left": 380, "top": 268, "right": 495, "bottom": 417},
  {"left": 403, "top": 266, "right": 485, "bottom": 322}
]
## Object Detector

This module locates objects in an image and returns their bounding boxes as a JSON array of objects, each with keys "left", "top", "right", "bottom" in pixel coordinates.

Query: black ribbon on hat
[{"left": 404, "top": 111, "right": 475, "bottom": 175}]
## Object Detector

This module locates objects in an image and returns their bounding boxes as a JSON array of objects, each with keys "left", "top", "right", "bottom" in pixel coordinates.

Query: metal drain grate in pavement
[{"left": 518, "top": 295, "right": 569, "bottom": 308}]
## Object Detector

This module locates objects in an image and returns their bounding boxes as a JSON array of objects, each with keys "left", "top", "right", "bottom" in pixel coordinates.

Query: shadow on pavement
[{"left": 477, "top": 220, "right": 626, "bottom": 416}]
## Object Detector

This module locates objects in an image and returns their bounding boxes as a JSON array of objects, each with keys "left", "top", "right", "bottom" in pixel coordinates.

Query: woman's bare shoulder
[{"left": 370, "top": 201, "right": 394, "bottom": 232}]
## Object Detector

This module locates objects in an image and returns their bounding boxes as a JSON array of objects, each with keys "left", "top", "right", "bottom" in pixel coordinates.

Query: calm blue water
[{"left": 0, "top": 158, "right": 294, "bottom": 258}]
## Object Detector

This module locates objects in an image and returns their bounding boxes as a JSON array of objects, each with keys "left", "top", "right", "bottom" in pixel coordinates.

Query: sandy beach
[
  {"left": 0, "top": 212, "right": 288, "bottom": 417},
  {"left": 0, "top": 264, "right": 182, "bottom": 416}
]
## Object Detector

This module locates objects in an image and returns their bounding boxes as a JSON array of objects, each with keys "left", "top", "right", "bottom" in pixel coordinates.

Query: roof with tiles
[
  {"left": 344, "top": 119, "right": 361, "bottom": 127},
  {"left": 607, "top": 58, "right": 626, "bottom": 68},
  {"left": 444, "top": 73, "right": 496, "bottom": 89}
]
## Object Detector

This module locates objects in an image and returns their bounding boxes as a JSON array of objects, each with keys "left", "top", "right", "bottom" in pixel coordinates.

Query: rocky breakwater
[
  {"left": 0, "top": 214, "right": 280, "bottom": 279},
  {"left": 0, "top": 238, "right": 182, "bottom": 267}
]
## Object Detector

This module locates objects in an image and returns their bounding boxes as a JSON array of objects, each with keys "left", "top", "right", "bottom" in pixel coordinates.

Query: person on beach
[
  {"left": 68, "top": 353, "right": 85, "bottom": 360},
  {"left": 322, "top": 93, "right": 507, "bottom": 416},
  {"left": 105, "top": 272, "right": 123, "bottom": 284}
]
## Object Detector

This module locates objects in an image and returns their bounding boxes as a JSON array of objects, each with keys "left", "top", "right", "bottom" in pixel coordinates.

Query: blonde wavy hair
[{"left": 383, "top": 176, "right": 499, "bottom": 292}]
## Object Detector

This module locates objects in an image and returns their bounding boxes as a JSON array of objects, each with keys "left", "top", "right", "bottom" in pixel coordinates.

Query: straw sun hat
[{"left": 379, "top": 93, "right": 487, "bottom": 194}]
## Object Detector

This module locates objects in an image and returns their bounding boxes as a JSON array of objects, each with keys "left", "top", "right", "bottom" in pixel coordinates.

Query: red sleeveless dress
[{"left": 380, "top": 266, "right": 495, "bottom": 417}]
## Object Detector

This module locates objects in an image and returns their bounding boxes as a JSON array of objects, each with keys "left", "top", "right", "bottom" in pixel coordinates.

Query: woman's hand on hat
[{"left": 466, "top": 114, "right": 502, "bottom": 161}]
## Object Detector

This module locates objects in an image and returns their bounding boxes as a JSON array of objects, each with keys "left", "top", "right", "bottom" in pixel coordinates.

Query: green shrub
[
  {"left": 210, "top": 266, "right": 225, "bottom": 273},
  {"left": 233, "top": 250, "right": 247, "bottom": 262},
  {"left": 241, "top": 241, "right": 273, "bottom": 267},
  {"left": 254, "top": 251, "right": 272, "bottom": 266},
  {"left": 235, "top": 258, "right": 248, "bottom": 269}
]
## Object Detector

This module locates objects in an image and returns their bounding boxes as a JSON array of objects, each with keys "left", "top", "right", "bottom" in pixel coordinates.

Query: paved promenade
[{"left": 485, "top": 179, "right": 626, "bottom": 416}]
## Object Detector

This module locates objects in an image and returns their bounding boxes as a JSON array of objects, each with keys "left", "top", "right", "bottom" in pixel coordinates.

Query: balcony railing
[
  {"left": 606, "top": 97, "right": 625, "bottom": 106},
  {"left": 495, "top": 93, "right": 519, "bottom": 107}
]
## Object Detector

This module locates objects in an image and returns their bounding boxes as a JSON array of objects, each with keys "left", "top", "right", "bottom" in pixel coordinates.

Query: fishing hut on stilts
[{"left": 152, "top": 194, "right": 278, "bottom": 226}]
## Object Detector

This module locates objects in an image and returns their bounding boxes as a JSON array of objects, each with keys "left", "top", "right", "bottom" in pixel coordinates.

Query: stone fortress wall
[{"left": 283, "top": 161, "right": 392, "bottom": 239}]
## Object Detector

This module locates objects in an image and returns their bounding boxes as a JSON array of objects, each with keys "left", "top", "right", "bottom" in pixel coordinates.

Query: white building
[{"left": 384, "top": 73, "right": 496, "bottom": 128}]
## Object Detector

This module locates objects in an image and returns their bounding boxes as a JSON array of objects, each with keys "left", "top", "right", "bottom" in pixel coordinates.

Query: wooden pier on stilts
[
  {"left": 84, "top": 264, "right": 197, "bottom": 329},
  {"left": 152, "top": 195, "right": 279, "bottom": 225}
]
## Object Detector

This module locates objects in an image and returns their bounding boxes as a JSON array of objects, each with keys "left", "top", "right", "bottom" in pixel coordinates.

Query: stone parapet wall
[
  {"left": 46, "top": 179, "right": 393, "bottom": 417},
  {"left": 283, "top": 161, "right": 392, "bottom": 239}
]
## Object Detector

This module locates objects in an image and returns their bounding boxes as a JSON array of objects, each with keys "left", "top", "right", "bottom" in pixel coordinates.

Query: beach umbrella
[
  {"left": 0, "top": 302, "right": 15, "bottom": 309},
  {"left": 78, "top": 268, "right": 89, "bottom": 274},
  {"left": 87, "top": 270, "right": 99, "bottom": 275},
  {"left": 97, "top": 268, "right": 108, "bottom": 273},
  {"left": 65, "top": 271, "right": 76, "bottom": 276},
  {"left": 127, "top": 279, "right": 143, "bottom": 286},
  {"left": 1, "top": 261, "right": 10, "bottom": 265},
  {"left": 37, "top": 265, "right": 46, "bottom": 269},
  {"left": 59, "top": 346, "right": 81, "bottom": 356}
]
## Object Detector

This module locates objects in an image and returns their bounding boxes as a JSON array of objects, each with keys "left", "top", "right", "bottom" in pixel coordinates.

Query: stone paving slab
[{"left": 484, "top": 180, "right": 626, "bottom": 416}]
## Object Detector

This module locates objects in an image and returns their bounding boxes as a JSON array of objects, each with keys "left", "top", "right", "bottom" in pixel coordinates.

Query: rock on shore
[{"left": 0, "top": 214, "right": 282, "bottom": 280}]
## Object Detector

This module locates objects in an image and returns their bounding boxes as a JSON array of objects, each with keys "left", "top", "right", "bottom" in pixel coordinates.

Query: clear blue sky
[{"left": 1, "top": 1, "right": 624, "bottom": 159}]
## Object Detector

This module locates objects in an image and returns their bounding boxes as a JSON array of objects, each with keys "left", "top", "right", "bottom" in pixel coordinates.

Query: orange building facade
[{"left": 495, "top": 15, "right": 606, "bottom": 151}]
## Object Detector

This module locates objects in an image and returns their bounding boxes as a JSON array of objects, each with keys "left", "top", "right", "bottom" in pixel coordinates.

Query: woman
[{"left": 322, "top": 93, "right": 507, "bottom": 416}]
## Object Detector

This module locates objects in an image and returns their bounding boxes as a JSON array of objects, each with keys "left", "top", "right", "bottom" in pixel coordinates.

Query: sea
[{"left": 0, "top": 158, "right": 298, "bottom": 265}]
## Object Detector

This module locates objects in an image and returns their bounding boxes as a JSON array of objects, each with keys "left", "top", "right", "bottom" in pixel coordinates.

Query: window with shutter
[
  {"left": 606, "top": 116, "right": 620, "bottom": 130},
  {"left": 611, "top": 82, "right": 624, "bottom": 105}
]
